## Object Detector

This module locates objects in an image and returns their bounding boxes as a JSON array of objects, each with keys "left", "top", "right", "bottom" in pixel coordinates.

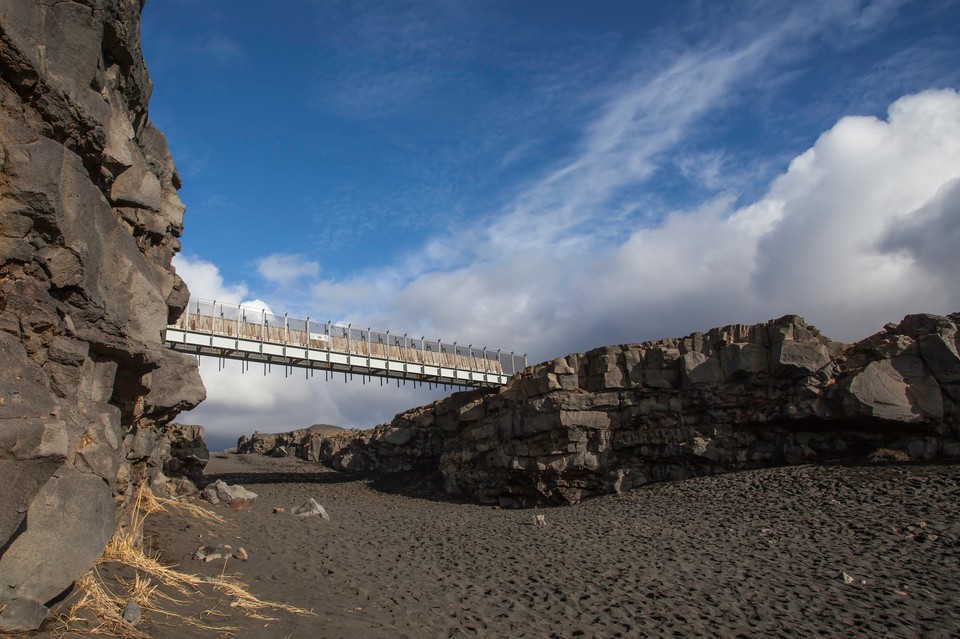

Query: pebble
[{"left": 121, "top": 601, "right": 141, "bottom": 626}]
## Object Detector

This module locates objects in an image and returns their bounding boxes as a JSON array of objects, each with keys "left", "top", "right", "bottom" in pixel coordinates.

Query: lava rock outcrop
[
  {"left": 1, "top": 1, "right": 204, "bottom": 629},
  {"left": 328, "top": 313, "right": 959, "bottom": 507}
]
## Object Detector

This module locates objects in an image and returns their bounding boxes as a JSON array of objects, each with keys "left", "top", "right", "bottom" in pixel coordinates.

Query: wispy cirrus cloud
[
  {"left": 309, "top": 1, "right": 472, "bottom": 117},
  {"left": 195, "top": 34, "right": 244, "bottom": 65},
  {"left": 480, "top": 0, "right": 917, "bottom": 256},
  {"left": 485, "top": 40, "right": 773, "bottom": 254}
]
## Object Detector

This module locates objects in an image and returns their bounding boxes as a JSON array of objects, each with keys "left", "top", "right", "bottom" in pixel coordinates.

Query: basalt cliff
[
  {"left": 0, "top": 1, "right": 204, "bottom": 630},
  {"left": 254, "top": 313, "right": 960, "bottom": 507}
]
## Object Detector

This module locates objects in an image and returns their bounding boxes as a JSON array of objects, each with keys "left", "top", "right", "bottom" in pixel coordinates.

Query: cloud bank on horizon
[{"left": 142, "top": 0, "right": 960, "bottom": 446}]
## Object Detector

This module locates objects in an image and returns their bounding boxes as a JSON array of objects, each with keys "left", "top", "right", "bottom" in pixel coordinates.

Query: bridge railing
[{"left": 172, "top": 298, "right": 527, "bottom": 377}]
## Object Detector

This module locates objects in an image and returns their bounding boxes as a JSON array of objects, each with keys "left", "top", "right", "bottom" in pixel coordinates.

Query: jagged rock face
[
  {"left": 237, "top": 424, "right": 366, "bottom": 468},
  {"left": 160, "top": 423, "right": 209, "bottom": 483},
  {"left": 329, "top": 314, "right": 960, "bottom": 508},
  {"left": 0, "top": 1, "right": 204, "bottom": 630}
]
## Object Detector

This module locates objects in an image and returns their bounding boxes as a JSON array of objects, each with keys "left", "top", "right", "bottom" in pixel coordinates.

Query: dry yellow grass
[
  {"left": 50, "top": 481, "right": 313, "bottom": 637},
  {"left": 869, "top": 448, "right": 911, "bottom": 463}
]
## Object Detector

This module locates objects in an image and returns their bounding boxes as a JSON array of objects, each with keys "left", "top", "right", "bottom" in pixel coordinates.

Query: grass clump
[
  {"left": 50, "top": 481, "right": 312, "bottom": 637},
  {"left": 868, "top": 448, "right": 911, "bottom": 463}
]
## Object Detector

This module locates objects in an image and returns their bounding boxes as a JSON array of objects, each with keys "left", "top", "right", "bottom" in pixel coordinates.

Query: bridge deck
[{"left": 163, "top": 299, "right": 524, "bottom": 388}]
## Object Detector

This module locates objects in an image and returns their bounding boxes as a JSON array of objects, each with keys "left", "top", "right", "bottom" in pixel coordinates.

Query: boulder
[
  {"left": 846, "top": 356, "right": 944, "bottom": 422},
  {"left": 772, "top": 339, "right": 831, "bottom": 377},
  {"left": 682, "top": 351, "right": 724, "bottom": 385},
  {"left": 0, "top": 469, "right": 115, "bottom": 632},
  {"left": 720, "top": 342, "right": 769, "bottom": 377},
  {"left": 202, "top": 480, "right": 258, "bottom": 508},
  {"left": 292, "top": 498, "right": 331, "bottom": 521}
]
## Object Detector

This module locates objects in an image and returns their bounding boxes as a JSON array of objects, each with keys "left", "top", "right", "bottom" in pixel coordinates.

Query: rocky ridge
[
  {"left": 250, "top": 313, "right": 960, "bottom": 507},
  {"left": 0, "top": 1, "right": 203, "bottom": 630},
  {"left": 236, "top": 423, "right": 358, "bottom": 464}
]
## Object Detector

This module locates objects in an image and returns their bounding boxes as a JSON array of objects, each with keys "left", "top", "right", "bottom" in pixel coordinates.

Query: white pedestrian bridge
[{"left": 163, "top": 298, "right": 526, "bottom": 389}]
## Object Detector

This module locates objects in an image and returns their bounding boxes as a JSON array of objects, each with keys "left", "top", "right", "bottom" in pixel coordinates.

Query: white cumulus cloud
[
  {"left": 256, "top": 253, "right": 321, "bottom": 285},
  {"left": 306, "top": 89, "right": 960, "bottom": 357},
  {"left": 173, "top": 253, "right": 271, "bottom": 311},
  {"left": 174, "top": 253, "right": 249, "bottom": 303}
]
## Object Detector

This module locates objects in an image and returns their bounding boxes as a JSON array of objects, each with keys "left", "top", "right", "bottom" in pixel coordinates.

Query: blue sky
[{"left": 141, "top": 0, "right": 960, "bottom": 449}]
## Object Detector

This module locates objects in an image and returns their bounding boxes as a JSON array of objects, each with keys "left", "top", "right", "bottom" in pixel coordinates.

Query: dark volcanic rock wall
[
  {"left": 331, "top": 313, "right": 960, "bottom": 507},
  {"left": 0, "top": 1, "right": 204, "bottom": 630}
]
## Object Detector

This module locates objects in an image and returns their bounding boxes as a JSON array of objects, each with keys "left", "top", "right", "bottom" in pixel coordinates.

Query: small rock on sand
[
  {"left": 121, "top": 601, "right": 141, "bottom": 626},
  {"left": 293, "top": 498, "right": 331, "bottom": 521}
]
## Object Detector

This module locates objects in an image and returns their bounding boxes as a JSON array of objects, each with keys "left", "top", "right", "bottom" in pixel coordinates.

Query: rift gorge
[{"left": 2, "top": 2, "right": 960, "bottom": 638}]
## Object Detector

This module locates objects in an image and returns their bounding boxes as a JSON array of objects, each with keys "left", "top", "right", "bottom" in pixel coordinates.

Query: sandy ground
[{"left": 57, "top": 456, "right": 960, "bottom": 638}]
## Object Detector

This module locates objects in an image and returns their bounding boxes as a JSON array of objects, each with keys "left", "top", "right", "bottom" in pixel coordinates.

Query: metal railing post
[
  {"left": 209, "top": 299, "right": 217, "bottom": 345},
  {"left": 420, "top": 336, "right": 426, "bottom": 377}
]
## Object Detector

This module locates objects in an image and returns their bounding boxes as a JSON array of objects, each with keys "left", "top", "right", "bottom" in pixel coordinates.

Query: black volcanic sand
[{"left": 117, "top": 457, "right": 960, "bottom": 637}]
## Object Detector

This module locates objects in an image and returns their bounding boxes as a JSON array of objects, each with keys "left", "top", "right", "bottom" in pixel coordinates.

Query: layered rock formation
[
  {"left": 237, "top": 424, "right": 359, "bottom": 465},
  {"left": 0, "top": 1, "right": 204, "bottom": 630},
  {"left": 450, "top": 313, "right": 960, "bottom": 506},
  {"left": 293, "top": 313, "right": 960, "bottom": 507}
]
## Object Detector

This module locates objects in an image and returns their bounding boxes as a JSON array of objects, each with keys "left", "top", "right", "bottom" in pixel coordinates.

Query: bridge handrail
[{"left": 171, "top": 297, "right": 527, "bottom": 377}]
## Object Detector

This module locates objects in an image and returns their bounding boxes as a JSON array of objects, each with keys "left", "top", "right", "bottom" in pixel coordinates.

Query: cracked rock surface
[
  {"left": 0, "top": 1, "right": 204, "bottom": 630},
  {"left": 276, "top": 314, "right": 960, "bottom": 508}
]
